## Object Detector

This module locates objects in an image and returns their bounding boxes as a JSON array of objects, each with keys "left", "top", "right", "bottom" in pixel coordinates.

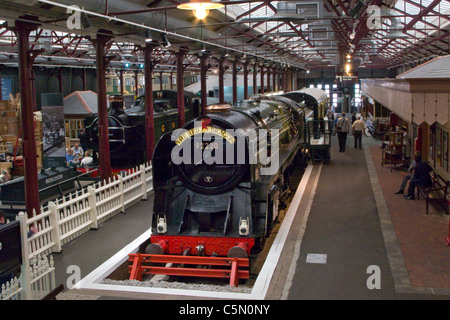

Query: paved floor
[
  {"left": 53, "top": 132, "right": 450, "bottom": 300},
  {"left": 285, "top": 134, "right": 449, "bottom": 299}
]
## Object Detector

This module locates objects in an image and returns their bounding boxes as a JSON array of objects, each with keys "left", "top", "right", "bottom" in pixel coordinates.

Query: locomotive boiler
[{"left": 147, "top": 92, "right": 313, "bottom": 259}]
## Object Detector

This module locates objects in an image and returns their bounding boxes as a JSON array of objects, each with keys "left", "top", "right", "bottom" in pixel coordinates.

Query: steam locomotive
[
  {"left": 147, "top": 90, "right": 323, "bottom": 259},
  {"left": 84, "top": 90, "right": 201, "bottom": 169}
]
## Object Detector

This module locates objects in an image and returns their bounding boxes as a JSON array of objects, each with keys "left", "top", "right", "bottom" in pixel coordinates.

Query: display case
[{"left": 382, "top": 131, "right": 405, "bottom": 171}]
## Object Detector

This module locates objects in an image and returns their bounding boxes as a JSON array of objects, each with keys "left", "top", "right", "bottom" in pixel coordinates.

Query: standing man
[
  {"left": 351, "top": 116, "right": 365, "bottom": 150},
  {"left": 336, "top": 112, "right": 350, "bottom": 152}
]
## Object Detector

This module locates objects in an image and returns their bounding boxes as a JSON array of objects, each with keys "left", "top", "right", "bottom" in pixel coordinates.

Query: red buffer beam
[{"left": 128, "top": 253, "right": 250, "bottom": 287}]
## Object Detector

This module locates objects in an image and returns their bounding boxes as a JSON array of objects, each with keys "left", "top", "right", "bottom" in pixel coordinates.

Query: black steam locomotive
[
  {"left": 147, "top": 91, "right": 318, "bottom": 259},
  {"left": 84, "top": 90, "right": 201, "bottom": 169}
]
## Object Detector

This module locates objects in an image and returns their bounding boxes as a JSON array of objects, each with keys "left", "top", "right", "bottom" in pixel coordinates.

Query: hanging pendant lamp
[{"left": 177, "top": 0, "right": 224, "bottom": 20}]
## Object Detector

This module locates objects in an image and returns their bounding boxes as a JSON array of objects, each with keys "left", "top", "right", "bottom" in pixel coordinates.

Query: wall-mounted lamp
[{"left": 177, "top": 0, "right": 224, "bottom": 20}]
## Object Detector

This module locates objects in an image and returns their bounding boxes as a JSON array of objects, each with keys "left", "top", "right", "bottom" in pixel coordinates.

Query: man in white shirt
[
  {"left": 351, "top": 116, "right": 365, "bottom": 150},
  {"left": 80, "top": 151, "right": 94, "bottom": 168}
]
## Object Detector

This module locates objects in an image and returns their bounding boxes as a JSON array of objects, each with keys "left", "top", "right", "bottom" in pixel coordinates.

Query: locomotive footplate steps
[{"left": 128, "top": 253, "right": 250, "bottom": 287}]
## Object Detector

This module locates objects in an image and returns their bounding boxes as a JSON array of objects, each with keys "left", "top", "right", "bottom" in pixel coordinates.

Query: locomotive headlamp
[
  {"left": 157, "top": 215, "right": 167, "bottom": 233},
  {"left": 239, "top": 218, "right": 249, "bottom": 236}
]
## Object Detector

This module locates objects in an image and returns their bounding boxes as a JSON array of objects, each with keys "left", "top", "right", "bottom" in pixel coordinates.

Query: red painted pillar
[
  {"left": 266, "top": 66, "right": 271, "bottom": 93},
  {"left": 93, "top": 31, "right": 113, "bottom": 179},
  {"left": 218, "top": 57, "right": 225, "bottom": 104},
  {"left": 232, "top": 59, "right": 237, "bottom": 104},
  {"left": 243, "top": 61, "right": 248, "bottom": 100},
  {"left": 200, "top": 52, "right": 209, "bottom": 115},
  {"left": 82, "top": 68, "right": 87, "bottom": 91},
  {"left": 119, "top": 69, "right": 124, "bottom": 95},
  {"left": 176, "top": 48, "right": 188, "bottom": 127},
  {"left": 31, "top": 67, "right": 37, "bottom": 112},
  {"left": 144, "top": 43, "right": 156, "bottom": 162},
  {"left": 134, "top": 70, "right": 139, "bottom": 97},
  {"left": 12, "top": 19, "right": 41, "bottom": 217}
]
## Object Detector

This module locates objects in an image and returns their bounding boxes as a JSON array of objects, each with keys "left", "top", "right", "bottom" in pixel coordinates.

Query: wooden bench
[{"left": 416, "top": 170, "right": 449, "bottom": 215}]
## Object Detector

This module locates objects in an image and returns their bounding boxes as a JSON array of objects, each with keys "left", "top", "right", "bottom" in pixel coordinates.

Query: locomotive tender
[
  {"left": 148, "top": 90, "right": 319, "bottom": 259},
  {"left": 84, "top": 90, "right": 201, "bottom": 169}
]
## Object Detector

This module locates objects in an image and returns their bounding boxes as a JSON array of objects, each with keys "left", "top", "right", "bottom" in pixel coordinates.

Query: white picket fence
[{"left": 0, "top": 161, "right": 154, "bottom": 300}]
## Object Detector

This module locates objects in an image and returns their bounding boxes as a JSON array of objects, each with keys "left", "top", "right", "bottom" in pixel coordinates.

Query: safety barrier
[{"left": 1, "top": 161, "right": 154, "bottom": 300}]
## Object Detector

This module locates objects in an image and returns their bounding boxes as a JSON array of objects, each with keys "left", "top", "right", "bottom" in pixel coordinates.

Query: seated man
[
  {"left": 0, "top": 170, "right": 10, "bottom": 184},
  {"left": 80, "top": 151, "right": 94, "bottom": 168},
  {"left": 404, "top": 154, "right": 433, "bottom": 200},
  {"left": 394, "top": 152, "right": 419, "bottom": 195}
]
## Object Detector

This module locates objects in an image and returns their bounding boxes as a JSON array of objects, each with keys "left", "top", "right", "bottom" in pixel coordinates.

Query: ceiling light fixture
[
  {"left": 161, "top": 33, "right": 171, "bottom": 47},
  {"left": 145, "top": 30, "right": 153, "bottom": 43},
  {"left": 177, "top": 0, "right": 224, "bottom": 20}
]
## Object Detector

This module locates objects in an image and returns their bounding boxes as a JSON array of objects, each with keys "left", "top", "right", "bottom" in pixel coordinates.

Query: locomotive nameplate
[{"left": 174, "top": 126, "right": 236, "bottom": 145}]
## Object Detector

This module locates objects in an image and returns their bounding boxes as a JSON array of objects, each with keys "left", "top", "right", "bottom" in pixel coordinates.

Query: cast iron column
[
  {"left": 176, "top": 48, "right": 188, "bottom": 126},
  {"left": 253, "top": 62, "right": 257, "bottom": 95},
  {"left": 144, "top": 42, "right": 156, "bottom": 162},
  {"left": 12, "top": 19, "right": 42, "bottom": 217},
  {"left": 93, "top": 31, "right": 114, "bottom": 179},
  {"left": 266, "top": 66, "right": 271, "bottom": 92},
  {"left": 119, "top": 69, "right": 124, "bottom": 95},
  {"left": 218, "top": 57, "right": 225, "bottom": 104},
  {"left": 159, "top": 72, "right": 163, "bottom": 91},
  {"left": 273, "top": 67, "right": 277, "bottom": 92},
  {"left": 232, "top": 58, "right": 237, "bottom": 104},
  {"left": 82, "top": 68, "right": 87, "bottom": 91},
  {"left": 200, "top": 52, "right": 209, "bottom": 115},
  {"left": 260, "top": 65, "right": 264, "bottom": 94},
  {"left": 293, "top": 70, "right": 297, "bottom": 91},
  {"left": 58, "top": 68, "right": 63, "bottom": 95},
  {"left": 134, "top": 70, "right": 139, "bottom": 97},
  {"left": 31, "top": 67, "right": 37, "bottom": 112},
  {"left": 243, "top": 60, "right": 248, "bottom": 100}
]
